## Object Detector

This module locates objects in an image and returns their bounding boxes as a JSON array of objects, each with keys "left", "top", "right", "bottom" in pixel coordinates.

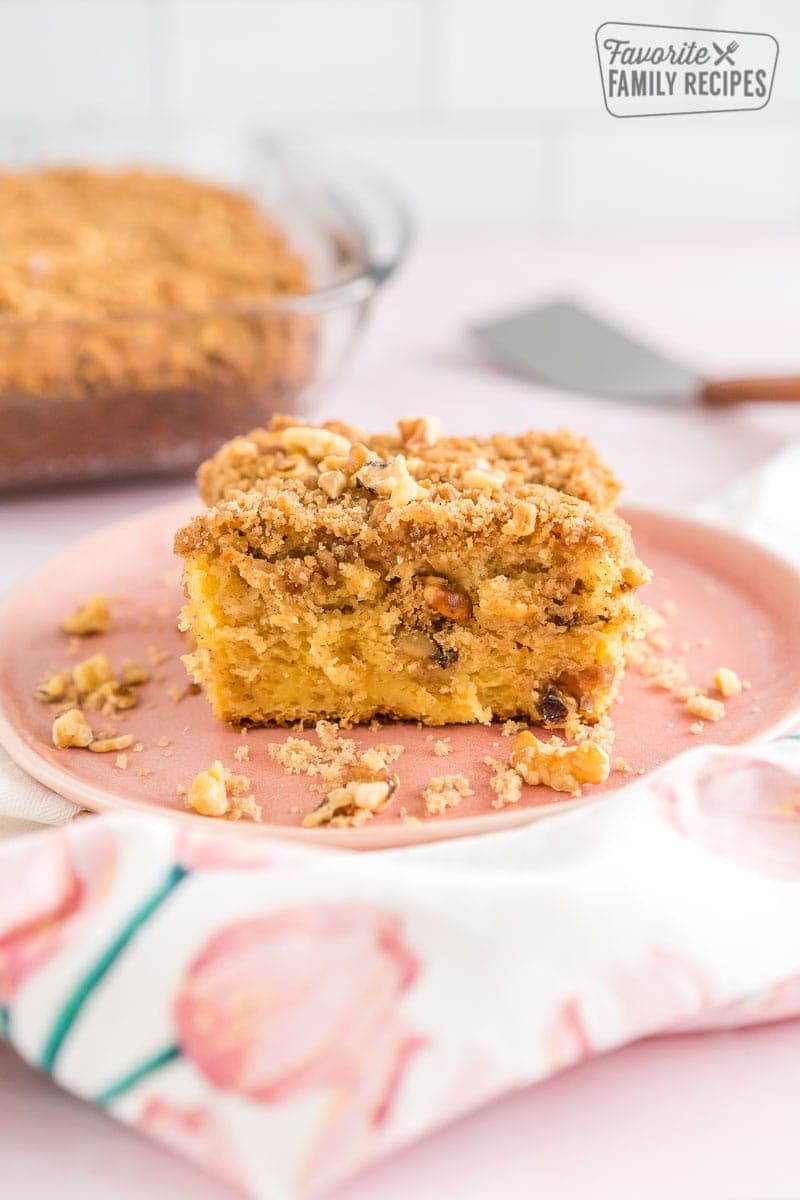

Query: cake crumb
[
  {"left": 510, "top": 731, "right": 610, "bottom": 797},
  {"left": 660, "top": 599, "right": 677, "bottom": 617},
  {"left": 712, "top": 667, "right": 742, "bottom": 698},
  {"left": 689, "top": 721, "right": 705, "bottom": 735},
  {"left": 501, "top": 719, "right": 525, "bottom": 738},
  {"left": 638, "top": 656, "right": 687, "bottom": 692},
  {"left": 697, "top": 635, "right": 711, "bottom": 648},
  {"left": 156, "top": 736, "right": 171, "bottom": 748},
  {"left": 234, "top": 744, "right": 250, "bottom": 763},
  {"left": 399, "top": 805, "right": 421, "bottom": 827},
  {"left": 485, "top": 758, "right": 523, "bottom": 808},
  {"left": 115, "top": 754, "right": 128, "bottom": 770},
  {"left": 422, "top": 774, "right": 473, "bottom": 816},
  {"left": 614, "top": 757, "right": 632, "bottom": 774},
  {"left": 137, "top": 768, "right": 151, "bottom": 778},
  {"left": 685, "top": 692, "right": 725, "bottom": 722},
  {"left": 268, "top": 724, "right": 402, "bottom": 796},
  {"left": 432, "top": 738, "right": 452, "bottom": 757}
]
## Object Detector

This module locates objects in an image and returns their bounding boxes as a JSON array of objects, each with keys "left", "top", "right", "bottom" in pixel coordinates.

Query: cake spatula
[{"left": 471, "top": 298, "right": 800, "bottom": 405}]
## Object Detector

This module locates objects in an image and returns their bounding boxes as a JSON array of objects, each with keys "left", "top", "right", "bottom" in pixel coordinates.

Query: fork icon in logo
[{"left": 713, "top": 39, "right": 738, "bottom": 65}]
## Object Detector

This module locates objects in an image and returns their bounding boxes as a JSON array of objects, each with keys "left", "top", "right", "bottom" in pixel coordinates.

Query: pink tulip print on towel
[{"left": 2, "top": 739, "right": 800, "bottom": 1197}]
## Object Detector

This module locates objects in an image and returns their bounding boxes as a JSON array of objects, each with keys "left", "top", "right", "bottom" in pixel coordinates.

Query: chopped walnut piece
[
  {"left": 397, "top": 415, "right": 443, "bottom": 448},
  {"left": 280, "top": 425, "right": 351, "bottom": 461},
  {"left": 501, "top": 500, "right": 538, "bottom": 537},
  {"left": 422, "top": 576, "right": 472, "bottom": 623},
  {"left": 712, "top": 667, "right": 742, "bottom": 698},
  {"left": 303, "top": 777, "right": 395, "bottom": 828},
  {"left": 396, "top": 629, "right": 438, "bottom": 660},
  {"left": 61, "top": 595, "right": 111, "bottom": 636},
  {"left": 89, "top": 733, "right": 134, "bottom": 754},
  {"left": 356, "top": 453, "right": 428, "bottom": 507},
  {"left": 510, "top": 731, "right": 609, "bottom": 796},
  {"left": 463, "top": 464, "right": 506, "bottom": 492},
  {"left": 422, "top": 774, "right": 473, "bottom": 816},
  {"left": 52, "top": 708, "right": 94, "bottom": 749},
  {"left": 186, "top": 761, "right": 229, "bottom": 817},
  {"left": 36, "top": 669, "right": 73, "bottom": 704},
  {"left": 685, "top": 692, "right": 725, "bottom": 722},
  {"left": 120, "top": 660, "right": 149, "bottom": 686},
  {"left": 185, "top": 759, "right": 257, "bottom": 820},
  {"left": 318, "top": 469, "right": 348, "bottom": 499},
  {"left": 72, "top": 652, "right": 114, "bottom": 695},
  {"left": 84, "top": 679, "right": 138, "bottom": 714}
]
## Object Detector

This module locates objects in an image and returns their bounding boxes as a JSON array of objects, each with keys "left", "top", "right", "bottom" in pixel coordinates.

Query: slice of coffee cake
[{"left": 175, "top": 417, "right": 649, "bottom": 727}]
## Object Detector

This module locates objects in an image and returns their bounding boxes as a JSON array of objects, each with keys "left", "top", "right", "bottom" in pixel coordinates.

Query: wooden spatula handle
[{"left": 701, "top": 376, "right": 800, "bottom": 405}]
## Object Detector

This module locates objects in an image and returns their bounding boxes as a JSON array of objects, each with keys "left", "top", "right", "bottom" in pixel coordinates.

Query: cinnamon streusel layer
[{"left": 175, "top": 416, "right": 650, "bottom": 727}]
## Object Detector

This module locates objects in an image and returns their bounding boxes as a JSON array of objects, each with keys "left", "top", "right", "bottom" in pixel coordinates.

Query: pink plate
[{"left": 1, "top": 499, "right": 800, "bottom": 849}]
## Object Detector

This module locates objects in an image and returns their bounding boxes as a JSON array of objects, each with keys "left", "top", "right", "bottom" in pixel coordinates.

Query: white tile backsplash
[
  {"left": 0, "top": 0, "right": 154, "bottom": 119},
  {"left": 0, "top": 0, "right": 796, "bottom": 230},
  {"left": 321, "top": 127, "right": 548, "bottom": 228},
  {"left": 163, "top": 0, "right": 426, "bottom": 117},
  {"left": 440, "top": 0, "right": 707, "bottom": 114},
  {"left": 559, "top": 119, "right": 800, "bottom": 228}
]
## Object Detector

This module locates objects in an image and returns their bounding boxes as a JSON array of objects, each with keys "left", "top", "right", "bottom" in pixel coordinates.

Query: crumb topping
[
  {"left": 485, "top": 758, "right": 524, "bottom": 808},
  {"left": 195, "top": 415, "right": 621, "bottom": 512}
]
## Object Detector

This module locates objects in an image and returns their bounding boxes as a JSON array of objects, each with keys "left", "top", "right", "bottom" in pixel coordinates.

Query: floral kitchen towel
[{"left": 4, "top": 736, "right": 800, "bottom": 1199}]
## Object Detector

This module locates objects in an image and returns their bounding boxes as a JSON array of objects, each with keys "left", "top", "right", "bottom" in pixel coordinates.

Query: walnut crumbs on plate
[{"left": 175, "top": 415, "right": 651, "bottom": 728}]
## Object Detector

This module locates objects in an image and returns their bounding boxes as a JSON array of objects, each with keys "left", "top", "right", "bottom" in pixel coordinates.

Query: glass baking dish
[{"left": 0, "top": 148, "right": 411, "bottom": 490}]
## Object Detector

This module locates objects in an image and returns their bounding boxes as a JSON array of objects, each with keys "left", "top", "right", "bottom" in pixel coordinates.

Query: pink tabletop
[{"left": 2, "top": 233, "right": 800, "bottom": 1198}]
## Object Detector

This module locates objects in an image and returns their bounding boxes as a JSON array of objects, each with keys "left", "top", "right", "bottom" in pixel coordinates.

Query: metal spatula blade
[{"left": 471, "top": 297, "right": 800, "bottom": 407}]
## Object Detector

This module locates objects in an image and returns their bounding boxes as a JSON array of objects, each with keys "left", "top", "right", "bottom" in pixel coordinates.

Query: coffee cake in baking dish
[{"left": 175, "top": 416, "right": 650, "bottom": 727}]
